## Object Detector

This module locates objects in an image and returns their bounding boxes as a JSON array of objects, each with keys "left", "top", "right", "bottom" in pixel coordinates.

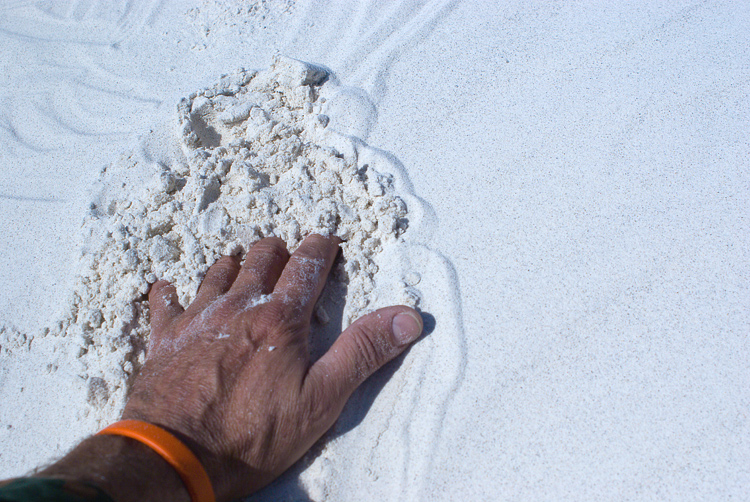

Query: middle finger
[{"left": 273, "top": 234, "right": 340, "bottom": 322}]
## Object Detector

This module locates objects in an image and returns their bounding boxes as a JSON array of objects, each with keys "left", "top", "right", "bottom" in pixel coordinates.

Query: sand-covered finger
[
  {"left": 273, "top": 235, "right": 340, "bottom": 320},
  {"left": 228, "top": 237, "right": 289, "bottom": 305}
]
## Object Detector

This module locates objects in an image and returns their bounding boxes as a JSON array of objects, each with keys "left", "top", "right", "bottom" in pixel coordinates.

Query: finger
[
  {"left": 227, "top": 237, "right": 290, "bottom": 305},
  {"left": 147, "top": 280, "right": 184, "bottom": 351},
  {"left": 149, "top": 280, "right": 184, "bottom": 332},
  {"left": 303, "top": 306, "right": 423, "bottom": 419},
  {"left": 187, "top": 255, "right": 241, "bottom": 314},
  {"left": 272, "top": 234, "right": 340, "bottom": 321}
]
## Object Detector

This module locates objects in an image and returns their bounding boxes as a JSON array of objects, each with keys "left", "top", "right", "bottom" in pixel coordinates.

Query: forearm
[{"left": 35, "top": 434, "right": 190, "bottom": 502}]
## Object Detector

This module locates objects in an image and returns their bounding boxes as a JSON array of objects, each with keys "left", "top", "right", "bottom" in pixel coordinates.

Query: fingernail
[{"left": 392, "top": 312, "right": 423, "bottom": 346}]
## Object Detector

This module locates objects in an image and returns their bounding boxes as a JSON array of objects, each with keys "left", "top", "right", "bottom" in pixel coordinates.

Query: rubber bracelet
[{"left": 97, "top": 420, "right": 215, "bottom": 502}]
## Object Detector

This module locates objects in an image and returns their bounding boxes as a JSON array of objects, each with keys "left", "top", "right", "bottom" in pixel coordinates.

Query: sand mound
[
  {"left": 0, "top": 56, "right": 463, "bottom": 499},
  {"left": 24, "top": 56, "right": 418, "bottom": 422}
]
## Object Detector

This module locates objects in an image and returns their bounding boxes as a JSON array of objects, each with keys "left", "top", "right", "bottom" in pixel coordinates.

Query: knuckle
[
  {"left": 213, "top": 255, "right": 240, "bottom": 273},
  {"left": 149, "top": 280, "right": 173, "bottom": 300},
  {"left": 151, "top": 279, "right": 171, "bottom": 291},
  {"left": 351, "top": 324, "right": 390, "bottom": 378},
  {"left": 258, "top": 301, "right": 289, "bottom": 324},
  {"left": 296, "top": 234, "right": 336, "bottom": 261},
  {"left": 247, "top": 242, "right": 290, "bottom": 270},
  {"left": 252, "top": 301, "right": 304, "bottom": 340},
  {"left": 254, "top": 237, "right": 290, "bottom": 259},
  {"left": 201, "top": 256, "right": 240, "bottom": 287},
  {"left": 303, "top": 376, "right": 334, "bottom": 430}
]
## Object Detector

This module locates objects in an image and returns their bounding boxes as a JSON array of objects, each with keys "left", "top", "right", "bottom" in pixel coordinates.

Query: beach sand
[{"left": 1, "top": 1, "right": 748, "bottom": 500}]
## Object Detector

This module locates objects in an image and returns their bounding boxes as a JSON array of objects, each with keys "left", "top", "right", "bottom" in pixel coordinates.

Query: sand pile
[{"left": 2, "top": 56, "right": 419, "bottom": 424}]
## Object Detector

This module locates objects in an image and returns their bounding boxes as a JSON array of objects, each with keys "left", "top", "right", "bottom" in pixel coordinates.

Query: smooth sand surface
[{"left": 1, "top": 1, "right": 748, "bottom": 500}]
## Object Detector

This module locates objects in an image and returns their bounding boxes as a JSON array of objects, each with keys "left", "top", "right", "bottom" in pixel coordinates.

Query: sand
[{"left": 1, "top": 1, "right": 748, "bottom": 500}]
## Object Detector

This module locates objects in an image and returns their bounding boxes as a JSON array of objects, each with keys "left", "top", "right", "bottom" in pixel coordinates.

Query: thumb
[{"left": 304, "top": 306, "right": 423, "bottom": 418}]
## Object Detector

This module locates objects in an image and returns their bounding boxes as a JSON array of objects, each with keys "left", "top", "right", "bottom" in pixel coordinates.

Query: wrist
[
  {"left": 118, "top": 412, "right": 259, "bottom": 501},
  {"left": 36, "top": 434, "right": 190, "bottom": 502}
]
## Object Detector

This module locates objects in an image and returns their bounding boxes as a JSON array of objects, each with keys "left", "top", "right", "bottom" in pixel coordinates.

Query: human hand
[{"left": 122, "top": 234, "right": 424, "bottom": 501}]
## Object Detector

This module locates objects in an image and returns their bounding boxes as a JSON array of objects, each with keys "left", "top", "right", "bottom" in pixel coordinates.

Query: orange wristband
[{"left": 97, "top": 419, "right": 215, "bottom": 502}]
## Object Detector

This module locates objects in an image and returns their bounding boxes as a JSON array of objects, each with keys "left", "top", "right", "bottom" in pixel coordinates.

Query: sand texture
[{"left": 1, "top": 1, "right": 748, "bottom": 500}]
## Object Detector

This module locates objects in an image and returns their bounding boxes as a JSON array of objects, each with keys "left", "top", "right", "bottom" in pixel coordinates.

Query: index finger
[{"left": 273, "top": 234, "right": 340, "bottom": 321}]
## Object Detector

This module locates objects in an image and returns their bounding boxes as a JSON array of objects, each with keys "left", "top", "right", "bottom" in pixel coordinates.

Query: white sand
[{"left": 1, "top": 1, "right": 748, "bottom": 500}]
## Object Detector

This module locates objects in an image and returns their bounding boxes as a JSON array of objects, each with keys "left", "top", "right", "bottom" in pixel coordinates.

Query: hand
[{"left": 122, "top": 234, "right": 424, "bottom": 500}]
